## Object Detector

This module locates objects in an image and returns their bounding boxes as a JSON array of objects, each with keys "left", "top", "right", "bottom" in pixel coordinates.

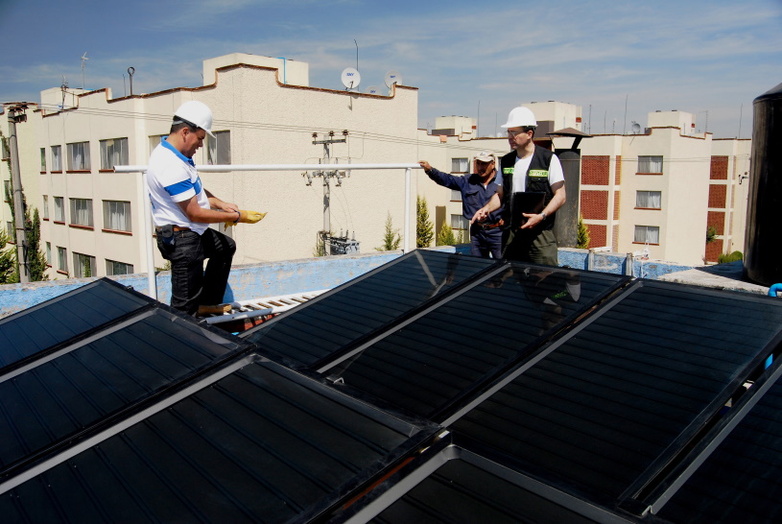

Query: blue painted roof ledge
[{"left": 0, "top": 246, "right": 764, "bottom": 319}]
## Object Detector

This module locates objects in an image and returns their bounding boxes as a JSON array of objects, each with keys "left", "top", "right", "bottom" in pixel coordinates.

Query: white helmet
[
  {"left": 501, "top": 106, "right": 537, "bottom": 128},
  {"left": 174, "top": 100, "right": 214, "bottom": 137}
]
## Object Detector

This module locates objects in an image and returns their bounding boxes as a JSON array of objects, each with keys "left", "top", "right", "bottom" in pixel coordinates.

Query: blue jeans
[{"left": 157, "top": 228, "right": 236, "bottom": 315}]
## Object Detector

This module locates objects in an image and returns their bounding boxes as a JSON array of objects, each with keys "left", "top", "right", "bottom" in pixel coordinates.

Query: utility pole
[
  {"left": 303, "top": 130, "right": 358, "bottom": 255},
  {"left": 7, "top": 104, "right": 29, "bottom": 282}
]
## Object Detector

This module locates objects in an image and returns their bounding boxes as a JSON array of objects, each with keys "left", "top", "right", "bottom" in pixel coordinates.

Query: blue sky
[{"left": 1, "top": 0, "right": 780, "bottom": 138}]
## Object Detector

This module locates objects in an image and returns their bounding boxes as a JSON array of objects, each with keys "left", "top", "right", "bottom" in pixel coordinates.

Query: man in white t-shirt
[
  {"left": 147, "top": 101, "right": 264, "bottom": 316},
  {"left": 471, "top": 106, "right": 566, "bottom": 266}
]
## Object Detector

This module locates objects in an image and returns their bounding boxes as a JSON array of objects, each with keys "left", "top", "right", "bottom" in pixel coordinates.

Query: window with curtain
[
  {"left": 70, "top": 198, "right": 93, "bottom": 226},
  {"left": 207, "top": 131, "right": 231, "bottom": 165},
  {"left": 634, "top": 225, "right": 660, "bottom": 244},
  {"left": 46, "top": 242, "right": 51, "bottom": 265},
  {"left": 106, "top": 259, "right": 134, "bottom": 276},
  {"left": 149, "top": 135, "right": 165, "bottom": 155},
  {"left": 40, "top": 148, "right": 47, "bottom": 172},
  {"left": 638, "top": 155, "right": 663, "bottom": 174},
  {"left": 54, "top": 197, "right": 65, "bottom": 222},
  {"left": 3, "top": 180, "right": 9, "bottom": 202},
  {"left": 102, "top": 200, "right": 131, "bottom": 232},
  {"left": 451, "top": 214, "right": 468, "bottom": 232},
  {"left": 57, "top": 246, "right": 68, "bottom": 273},
  {"left": 42, "top": 195, "right": 49, "bottom": 219},
  {"left": 51, "top": 145, "right": 62, "bottom": 171},
  {"left": 100, "top": 137, "right": 129, "bottom": 170},
  {"left": 636, "top": 191, "right": 662, "bottom": 209},
  {"left": 451, "top": 158, "right": 469, "bottom": 173},
  {"left": 67, "top": 142, "right": 91, "bottom": 171},
  {"left": 450, "top": 189, "right": 462, "bottom": 201},
  {"left": 73, "top": 252, "right": 96, "bottom": 278}
]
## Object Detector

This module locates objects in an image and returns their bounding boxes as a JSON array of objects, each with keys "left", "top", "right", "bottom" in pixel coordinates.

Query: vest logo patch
[
  {"left": 529, "top": 169, "right": 548, "bottom": 178},
  {"left": 503, "top": 167, "right": 514, "bottom": 175}
]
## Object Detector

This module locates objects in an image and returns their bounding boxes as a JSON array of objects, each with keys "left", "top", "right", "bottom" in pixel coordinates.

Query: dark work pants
[
  {"left": 502, "top": 228, "right": 558, "bottom": 266},
  {"left": 469, "top": 226, "right": 503, "bottom": 259},
  {"left": 157, "top": 228, "right": 236, "bottom": 315}
]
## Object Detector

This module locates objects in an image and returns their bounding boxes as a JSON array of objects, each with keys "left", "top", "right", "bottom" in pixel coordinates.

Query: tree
[
  {"left": 436, "top": 222, "right": 458, "bottom": 246},
  {"left": 416, "top": 196, "right": 434, "bottom": 248},
  {"left": 706, "top": 226, "right": 718, "bottom": 243},
  {"left": 377, "top": 213, "right": 401, "bottom": 251},
  {"left": 0, "top": 230, "right": 16, "bottom": 284},
  {"left": 4, "top": 180, "right": 48, "bottom": 281},
  {"left": 576, "top": 215, "right": 590, "bottom": 249}
]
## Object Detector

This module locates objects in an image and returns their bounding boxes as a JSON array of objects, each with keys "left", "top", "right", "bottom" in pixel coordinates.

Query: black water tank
[{"left": 745, "top": 82, "right": 782, "bottom": 286}]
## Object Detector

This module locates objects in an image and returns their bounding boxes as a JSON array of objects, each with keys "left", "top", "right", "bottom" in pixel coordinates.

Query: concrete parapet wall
[{"left": 0, "top": 251, "right": 404, "bottom": 318}]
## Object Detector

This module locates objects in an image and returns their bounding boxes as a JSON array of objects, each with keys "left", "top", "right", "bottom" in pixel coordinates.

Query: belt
[
  {"left": 475, "top": 219, "right": 504, "bottom": 230},
  {"left": 155, "top": 225, "right": 191, "bottom": 232}
]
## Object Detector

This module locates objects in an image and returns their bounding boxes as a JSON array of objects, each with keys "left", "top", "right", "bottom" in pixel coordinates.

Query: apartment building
[
  {"left": 18, "top": 53, "right": 512, "bottom": 280},
  {"left": 575, "top": 109, "right": 749, "bottom": 265}
]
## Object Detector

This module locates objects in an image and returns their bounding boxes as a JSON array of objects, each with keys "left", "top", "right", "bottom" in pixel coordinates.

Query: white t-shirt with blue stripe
[{"left": 147, "top": 138, "right": 210, "bottom": 235}]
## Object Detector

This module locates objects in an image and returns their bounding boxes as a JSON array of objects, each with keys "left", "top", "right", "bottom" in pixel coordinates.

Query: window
[
  {"left": 3, "top": 180, "right": 9, "bottom": 202},
  {"left": 103, "top": 200, "right": 132, "bottom": 232},
  {"left": 73, "top": 252, "right": 96, "bottom": 278},
  {"left": 57, "top": 246, "right": 68, "bottom": 273},
  {"left": 46, "top": 242, "right": 51, "bottom": 265},
  {"left": 207, "top": 131, "right": 231, "bottom": 165},
  {"left": 1, "top": 137, "right": 9, "bottom": 160},
  {"left": 634, "top": 225, "right": 660, "bottom": 244},
  {"left": 100, "top": 137, "right": 128, "bottom": 170},
  {"left": 70, "top": 198, "right": 94, "bottom": 227},
  {"left": 636, "top": 191, "right": 662, "bottom": 209},
  {"left": 51, "top": 145, "right": 62, "bottom": 171},
  {"left": 451, "top": 158, "right": 469, "bottom": 173},
  {"left": 40, "top": 148, "right": 46, "bottom": 172},
  {"left": 42, "top": 195, "right": 49, "bottom": 219},
  {"left": 149, "top": 135, "right": 165, "bottom": 155},
  {"left": 451, "top": 214, "right": 468, "bottom": 232},
  {"left": 66, "top": 141, "right": 91, "bottom": 171},
  {"left": 53, "top": 197, "right": 65, "bottom": 222},
  {"left": 450, "top": 189, "right": 462, "bottom": 201},
  {"left": 6, "top": 222, "right": 12, "bottom": 237},
  {"left": 106, "top": 259, "right": 134, "bottom": 276},
  {"left": 638, "top": 155, "right": 663, "bottom": 174}
]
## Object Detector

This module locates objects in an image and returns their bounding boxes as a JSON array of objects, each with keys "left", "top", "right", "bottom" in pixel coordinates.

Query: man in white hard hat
[
  {"left": 146, "top": 100, "right": 265, "bottom": 316},
  {"left": 471, "top": 106, "right": 565, "bottom": 266},
  {"left": 418, "top": 150, "right": 504, "bottom": 258}
]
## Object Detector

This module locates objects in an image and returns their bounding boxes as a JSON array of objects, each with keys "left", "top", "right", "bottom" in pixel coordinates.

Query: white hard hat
[
  {"left": 501, "top": 106, "right": 537, "bottom": 128},
  {"left": 174, "top": 100, "right": 214, "bottom": 137}
]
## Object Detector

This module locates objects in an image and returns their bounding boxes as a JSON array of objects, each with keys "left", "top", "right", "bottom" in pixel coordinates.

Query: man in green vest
[{"left": 471, "top": 106, "right": 566, "bottom": 266}]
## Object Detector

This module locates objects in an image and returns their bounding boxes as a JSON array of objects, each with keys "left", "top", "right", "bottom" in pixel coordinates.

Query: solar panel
[
  {"left": 0, "top": 278, "right": 151, "bottom": 374},
  {"left": 319, "top": 264, "right": 627, "bottom": 421},
  {"left": 657, "top": 367, "right": 782, "bottom": 524},
  {"left": 0, "top": 308, "right": 244, "bottom": 475},
  {"left": 0, "top": 359, "right": 439, "bottom": 523},
  {"left": 242, "top": 250, "right": 495, "bottom": 367},
  {"left": 448, "top": 280, "right": 782, "bottom": 507}
]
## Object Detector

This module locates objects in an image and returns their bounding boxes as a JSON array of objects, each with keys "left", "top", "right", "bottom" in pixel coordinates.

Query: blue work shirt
[{"left": 426, "top": 168, "right": 504, "bottom": 223}]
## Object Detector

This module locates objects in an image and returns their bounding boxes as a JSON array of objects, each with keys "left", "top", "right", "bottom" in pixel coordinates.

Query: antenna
[
  {"left": 60, "top": 76, "right": 68, "bottom": 109},
  {"left": 80, "top": 52, "right": 89, "bottom": 89},
  {"left": 340, "top": 67, "right": 361, "bottom": 90}
]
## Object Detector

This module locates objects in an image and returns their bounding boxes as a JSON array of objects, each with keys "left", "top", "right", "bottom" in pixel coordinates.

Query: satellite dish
[
  {"left": 341, "top": 67, "right": 361, "bottom": 90},
  {"left": 631, "top": 121, "right": 641, "bottom": 134},
  {"left": 384, "top": 70, "right": 402, "bottom": 88},
  {"left": 366, "top": 85, "right": 380, "bottom": 95}
]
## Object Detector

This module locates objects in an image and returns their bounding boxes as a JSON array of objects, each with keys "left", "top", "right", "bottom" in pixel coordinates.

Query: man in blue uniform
[{"left": 419, "top": 151, "right": 504, "bottom": 258}]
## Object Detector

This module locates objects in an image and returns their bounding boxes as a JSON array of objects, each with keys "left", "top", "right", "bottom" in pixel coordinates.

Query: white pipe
[
  {"left": 404, "top": 167, "right": 411, "bottom": 252},
  {"left": 115, "top": 163, "right": 422, "bottom": 173},
  {"left": 141, "top": 170, "right": 157, "bottom": 300}
]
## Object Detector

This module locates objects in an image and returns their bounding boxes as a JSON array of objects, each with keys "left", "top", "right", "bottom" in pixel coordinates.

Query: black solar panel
[
  {"left": 0, "top": 278, "right": 150, "bottom": 374},
  {"left": 0, "top": 359, "right": 438, "bottom": 523},
  {"left": 657, "top": 368, "right": 782, "bottom": 524},
  {"left": 449, "top": 280, "right": 782, "bottom": 506},
  {"left": 321, "top": 265, "right": 627, "bottom": 420},
  {"left": 242, "top": 250, "right": 495, "bottom": 367},
  {"left": 0, "top": 309, "right": 243, "bottom": 474}
]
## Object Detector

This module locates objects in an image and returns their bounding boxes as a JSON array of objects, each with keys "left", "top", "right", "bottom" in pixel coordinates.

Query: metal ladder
[{"left": 202, "top": 289, "right": 330, "bottom": 325}]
